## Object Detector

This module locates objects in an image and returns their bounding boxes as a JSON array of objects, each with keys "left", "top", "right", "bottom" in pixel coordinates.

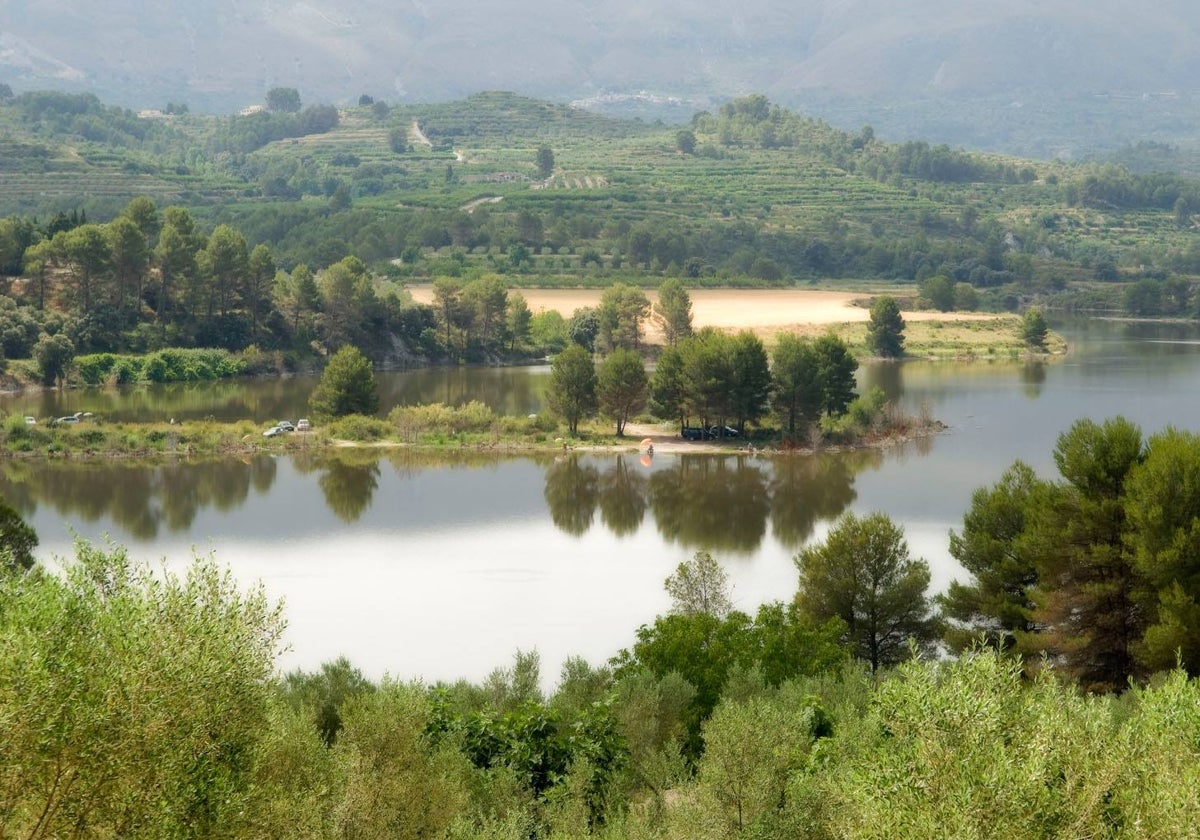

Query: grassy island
[{"left": 0, "top": 394, "right": 942, "bottom": 460}]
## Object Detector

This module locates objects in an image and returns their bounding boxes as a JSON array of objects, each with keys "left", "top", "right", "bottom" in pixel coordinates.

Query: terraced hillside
[{"left": 2, "top": 89, "right": 1199, "bottom": 312}]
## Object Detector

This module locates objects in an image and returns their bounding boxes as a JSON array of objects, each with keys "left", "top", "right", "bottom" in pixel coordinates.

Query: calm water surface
[{"left": 6, "top": 319, "right": 1200, "bottom": 684}]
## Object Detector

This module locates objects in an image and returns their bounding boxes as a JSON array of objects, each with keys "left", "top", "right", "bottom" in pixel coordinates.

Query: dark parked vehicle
[
  {"left": 709, "top": 425, "right": 739, "bottom": 438},
  {"left": 681, "top": 426, "right": 710, "bottom": 441}
]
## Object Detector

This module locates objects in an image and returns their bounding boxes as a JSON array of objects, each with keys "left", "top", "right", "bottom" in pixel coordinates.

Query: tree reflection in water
[
  {"left": 1021, "top": 361, "right": 1046, "bottom": 399},
  {"left": 649, "top": 456, "right": 771, "bottom": 553},
  {"left": 294, "top": 450, "right": 382, "bottom": 524},
  {"left": 543, "top": 456, "right": 601, "bottom": 536},
  {"left": 0, "top": 456, "right": 276, "bottom": 540},
  {"left": 539, "top": 450, "right": 884, "bottom": 552},
  {"left": 597, "top": 456, "right": 647, "bottom": 536},
  {"left": 769, "top": 450, "right": 880, "bottom": 548},
  {"left": 318, "top": 459, "right": 381, "bottom": 524},
  {"left": 0, "top": 445, "right": 885, "bottom": 548}
]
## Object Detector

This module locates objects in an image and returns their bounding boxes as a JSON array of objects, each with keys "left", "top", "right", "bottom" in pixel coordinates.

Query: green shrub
[
  {"left": 75, "top": 353, "right": 119, "bottom": 385},
  {"left": 2, "top": 413, "right": 30, "bottom": 440},
  {"left": 449, "top": 400, "right": 496, "bottom": 433},
  {"left": 820, "top": 387, "right": 889, "bottom": 440},
  {"left": 112, "top": 358, "right": 142, "bottom": 384},
  {"left": 387, "top": 401, "right": 498, "bottom": 439},
  {"left": 326, "top": 414, "right": 391, "bottom": 441}
]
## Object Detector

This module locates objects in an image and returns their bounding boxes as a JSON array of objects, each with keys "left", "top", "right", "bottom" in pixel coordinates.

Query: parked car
[
  {"left": 263, "top": 421, "right": 295, "bottom": 437},
  {"left": 52, "top": 415, "right": 79, "bottom": 425},
  {"left": 709, "top": 425, "right": 740, "bottom": 438},
  {"left": 23, "top": 416, "right": 35, "bottom": 425},
  {"left": 681, "top": 426, "right": 711, "bottom": 441},
  {"left": 296, "top": 418, "right": 311, "bottom": 432}
]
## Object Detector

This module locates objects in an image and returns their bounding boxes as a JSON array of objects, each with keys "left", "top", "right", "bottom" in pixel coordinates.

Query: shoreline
[{"left": 0, "top": 417, "right": 947, "bottom": 462}]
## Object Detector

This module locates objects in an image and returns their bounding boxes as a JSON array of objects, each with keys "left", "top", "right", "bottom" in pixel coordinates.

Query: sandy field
[{"left": 406, "top": 286, "right": 996, "bottom": 343}]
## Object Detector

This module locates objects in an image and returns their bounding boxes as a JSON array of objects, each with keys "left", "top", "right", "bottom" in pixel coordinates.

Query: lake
[{"left": 6, "top": 318, "right": 1200, "bottom": 686}]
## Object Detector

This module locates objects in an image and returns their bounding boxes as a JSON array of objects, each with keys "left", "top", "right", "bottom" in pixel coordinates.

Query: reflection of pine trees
[
  {"left": 108, "top": 468, "right": 158, "bottom": 539},
  {"left": 0, "top": 446, "right": 887, "bottom": 549},
  {"left": 318, "top": 457, "right": 380, "bottom": 524},
  {"left": 543, "top": 456, "right": 600, "bottom": 536},
  {"left": 598, "top": 456, "right": 647, "bottom": 536},
  {"left": 0, "top": 457, "right": 274, "bottom": 540},
  {"left": 649, "top": 456, "right": 770, "bottom": 553},
  {"left": 538, "top": 451, "right": 882, "bottom": 551},
  {"left": 769, "top": 451, "right": 879, "bottom": 548}
]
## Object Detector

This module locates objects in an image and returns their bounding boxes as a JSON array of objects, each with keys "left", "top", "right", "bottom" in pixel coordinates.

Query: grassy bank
[
  {"left": 758, "top": 316, "right": 1068, "bottom": 359},
  {"left": 0, "top": 394, "right": 940, "bottom": 459}
]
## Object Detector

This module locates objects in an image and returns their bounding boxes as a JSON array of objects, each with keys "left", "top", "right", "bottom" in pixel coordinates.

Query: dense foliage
[
  {"left": 309, "top": 345, "right": 380, "bottom": 420},
  {"left": 8, "top": 511, "right": 1200, "bottom": 838},
  {"left": 942, "top": 416, "right": 1200, "bottom": 692}
]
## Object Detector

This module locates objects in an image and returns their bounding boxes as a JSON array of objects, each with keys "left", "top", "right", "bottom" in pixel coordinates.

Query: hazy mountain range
[{"left": 4, "top": 0, "right": 1200, "bottom": 154}]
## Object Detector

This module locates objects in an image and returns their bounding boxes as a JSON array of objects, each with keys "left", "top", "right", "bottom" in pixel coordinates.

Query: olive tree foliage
[
  {"left": 665, "top": 550, "right": 733, "bottom": 618},
  {"left": 795, "top": 512, "right": 940, "bottom": 672},
  {"left": 866, "top": 295, "right": 905, "bottom": 358},
  {"left": 0, "top": 497, "right": 37, "bottom": 573},
  {"left": 547, "top": 343, "right": 597, "bottom": 435},
  {"left": 804, "top": 651, "right": 1122, "bottom": 839},
  {"left": 281, "top": 655, "right": 377, "bottom": 748},
  {"left": 336, "top": 683, "right": 472, "bottom": 840},
  {"left": 596, "top": 348, "right": 648, "bottom": 436},
  {"left": 0, "top": 541, "right": 284, "bottom": 839},
  {"left": 309, "top": 344, "right": 379, "bottom": 420},
  {"left": 687, "top": 691, "right": 829, "bottom": 836}
]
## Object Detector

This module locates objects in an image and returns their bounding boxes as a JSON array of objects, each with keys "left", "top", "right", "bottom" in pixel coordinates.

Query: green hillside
[{"left": 1, "top": 88, "right": 1200, "bottom": 366}]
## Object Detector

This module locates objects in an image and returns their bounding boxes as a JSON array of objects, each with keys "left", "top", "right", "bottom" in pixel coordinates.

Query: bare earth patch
[{"left": 407, "top": 286, "right": 1001, "bottom": 346}]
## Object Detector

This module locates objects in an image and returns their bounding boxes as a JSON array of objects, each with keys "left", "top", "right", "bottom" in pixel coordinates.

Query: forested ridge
[{"left": 3, "top": 89, "right": 1200, "bottom": 372}]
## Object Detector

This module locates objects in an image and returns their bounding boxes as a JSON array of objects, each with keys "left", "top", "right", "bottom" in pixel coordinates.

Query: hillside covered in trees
[{"left": 2, "top": 90, "right": 1200, "bottom": 371}]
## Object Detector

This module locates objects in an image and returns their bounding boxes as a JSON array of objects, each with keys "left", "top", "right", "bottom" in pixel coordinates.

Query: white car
[{"left": 296, "top": 418, "right": 311, "bottom": 432}]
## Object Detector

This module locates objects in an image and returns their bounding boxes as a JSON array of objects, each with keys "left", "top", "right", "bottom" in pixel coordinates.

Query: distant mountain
[{"left": 5, "top": 0, "right": 1200, "bottom": 155}]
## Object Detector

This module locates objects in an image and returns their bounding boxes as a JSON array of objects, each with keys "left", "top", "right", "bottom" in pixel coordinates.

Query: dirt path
[
  {"left": 460, "top": 195, "right": 503, "bottom": 213},
  {"left": 409, "top": 120, "right": 432, "bottom": 149}
]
